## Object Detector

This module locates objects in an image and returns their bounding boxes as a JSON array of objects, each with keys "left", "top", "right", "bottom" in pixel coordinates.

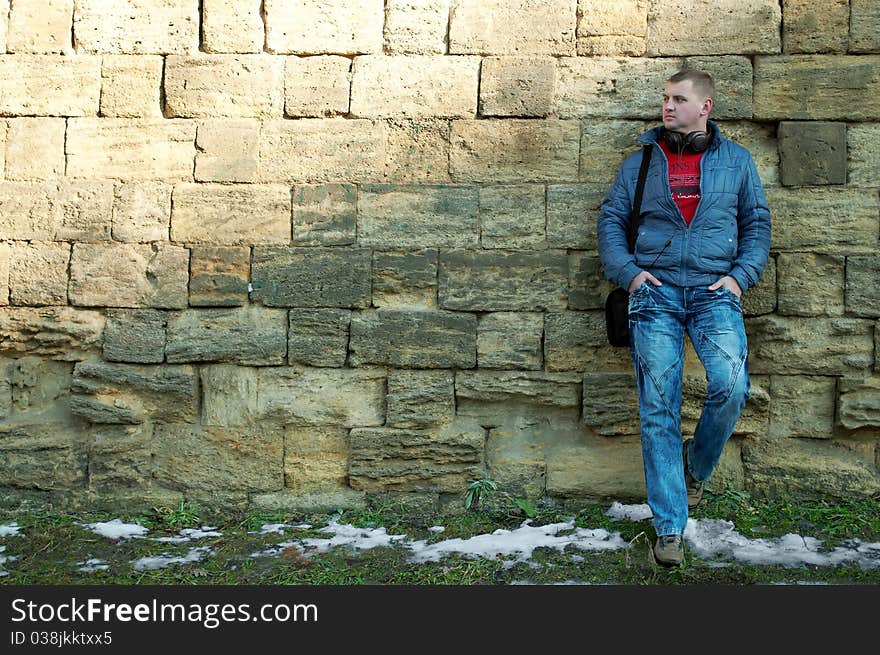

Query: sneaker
[
  {"left": 653, "top": 534, "right": 685, "bottom": 567},
  {"left": 683, "top": 440, "right": 704, "bottom": 509}
]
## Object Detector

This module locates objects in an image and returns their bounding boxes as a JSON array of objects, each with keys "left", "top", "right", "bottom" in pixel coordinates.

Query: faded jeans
[{"left": 628, "top": 282, "right": 750, "bottom": 536}]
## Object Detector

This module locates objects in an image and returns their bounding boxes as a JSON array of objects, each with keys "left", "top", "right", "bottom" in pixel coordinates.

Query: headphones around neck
[{"left": 663, "top": 128, "right": 711, "bottom": 153}]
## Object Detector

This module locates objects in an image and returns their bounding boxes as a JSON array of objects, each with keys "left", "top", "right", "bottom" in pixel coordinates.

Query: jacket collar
[{"left": 637, "top": 120, "right": 722, "bottom": 151}]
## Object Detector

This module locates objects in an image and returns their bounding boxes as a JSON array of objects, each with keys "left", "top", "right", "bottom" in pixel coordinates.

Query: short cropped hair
[{"left": 667, "top": 70, "right": 715, "bottom": 100}]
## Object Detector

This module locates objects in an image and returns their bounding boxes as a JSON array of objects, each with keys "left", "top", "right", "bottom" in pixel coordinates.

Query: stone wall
[{"left": 1, "top": 0, "right": 878, "bottom": 513}]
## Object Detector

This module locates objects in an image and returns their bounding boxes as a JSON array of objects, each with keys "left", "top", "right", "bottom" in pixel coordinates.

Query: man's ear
[{"left": 701, "top": 97, "right": 714, "bottom": 116}]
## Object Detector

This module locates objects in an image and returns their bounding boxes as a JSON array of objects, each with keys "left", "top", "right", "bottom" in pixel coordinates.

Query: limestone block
[
  {"left": 479, "top": 57, "right": 556, "bottom": 117},
  {"left": 285, "top": 55, "right": 351, "bottom": 117},
  {"left": 384, "top": 0, "right": 449, "bottom": 54},
  {"left": 265, "top": 0, "right": 383, "bottom": 54},
  {"left": 171, "top": 183, "right": 290, "bottom": 245},
  {"left": 485, "top": 423, "right": 546, "bottom": 497},
  {"left": 88, "top": 424, "right": 154, "bottom": 492},
  {"left": 153, "top": 424, "right": 283, "bottom": 493},
  {"left": 70, "top": 360, "right": 197, "bottom": 424},
  {"left": 769, "top": 375, "right": 836, "bottom": 438},
  {"left": 754, "top": 55, "right": 880, "bottom": 120},
  {"left": 198, "top": 364, "right": 257, "bottom": 427},
  {"left": 741, "top": 255, "right": 777, "bottom": 316},
  {"left": 69, "top": 243, "right": 188, "bottom": 309},
  {"left": 568, "top": 253, "right": 615, "bottom": 310},
  {"left": 457, "top": 370, "right": 580, "bottom": 408},
  {"left": 782, "top": 0, "right": 849, "bottom": 54},
  {"left": 203, "top": 0, "right": 263, "bottom": 53},
  {"left": 0, "top": 307, "right": 104, "bottom": 360},
  {"left": 556, "top": 57, "right": 681, "bottom": 119},
  {"left": 579, "top": 120, "right": 651, "bottom": 184},
  {"left": 766, "top": 187, "right": 880, "bottom": 254},
  {"left": 292, "top": 184, "right": 356, "bottom": 246},
  {"left": 358, "top": 184, "right": 478, "bottom": 247},
  {"left": 54, "top": 180, "right": 115, "bottom": 242},
  {"left": 476, "top": 312, "right": 543, "bottom": 370},
  {"left": 847, "top": 123, "right": 880, "bottom": 188},
  {"left": 5, "top": 118, "right": 65, "bottom": 180},
  {"left": 387, "top": 369, "right": 455, "bottom": 429},
  {"left": 189, "top": 246, "right": 250, "bottom": 307},
  {"left": 846, "top": 256, "right": 880, "bottom": 318},
  {"left": 682, "top": 375, "right": 771, "bottom": 438},
  {"left": 284, "top": 427, "right": 349, "bottom": 491},
  {"left": 258, "top": 366, "right": 386, "bottom": 427},
  {"left": 4, "top": 356, "right": 74, "bottom": 423},
  {"left": 100, "top": 56, "right": 163, "bottom": 117},
  {"left": 8, "top": 242, "right": 70, "bottom": 306},
  {"left": 0, "top": 55, "right": 100, "bottom": 116},
  {"left": 351, "top": 55, "right": 478, "bottom": 118},
  {"left": 0, "top": 1, "right": 6, "bottom": 51},
  {"left": 349, "top": 309, "right": 476, "bottom": 369},
  {"left": 371, "top": 249, "right": 439, "bottom": 309},
  {"left": 194, "top": 120, "right": 259, "bottom": 183},
  {"left": 73, "top": 0, "right": 198, "bottom": 54},
  {"left": 717, "top": 121, "right": 779, "bottom": 187},
  {"left": 287, "top": 309, "right": 351, "bottom": 367},
  {"left": 0, "top": 182, "right": 55, "bottom": 240},
  {"left": 479, "top": 185, "right": 546, "bottom": 249},
  {"left": 545, "top": 436, "right": 645, "bottom": 500},
  {"left": 449, "top": 0, "right": 577, "bottom": 56},
  {"left": 776, "top": 253, "right": 845, "bottom": 317},
  {"left": 348, "top": 422, "right": 484, "bottom": 492},
  {"left": 383, "top": 119, "right": 451, "bottom": 183},
  {"left": 439, "top": 249, "right": 568, "bottom": 311},
  {"left": 103, "top": 309, "right": 167, "bottom": 364},
  {"left": 112, "top": 183, "right": 172, "bottom": 243},
  {"left": 576, "top": 0, "right": 647, "bottom": 56},
  {"left": 0, "top": 243, "right": 9, "bottom": 306},
  {"left": 450, "top": 119, "right": 580, "bottom": 183},
  {"left": 742, "top": 437, "right": 879, "bottom": 500},
  {"left": 837, "top": 376, "right": 880, "bottom": 430},
  {"left": 646, "top": 0, "right": 781, "bottom": 55},
  {"left": 251, "top": 247, "right": 371, "bottom": 308},
  {"left": 746, "top": 316, "right": 874, "bottom": 375},
  {"left": 66, "top": 119, "right": 196, "bottom": 181},
  {"left": 544, "top": 310, "right": 634, "bottom": 372},
  {"left": 851, "top": 0, "right": 880, "bottom": 52},
  {"left": 258, "top": 119, "right": 386, "bottom": 183},
  {"left": 0, "top": 424, "right": 86, "bottom": 490},
  {"left": 581, "top": 371, "right": 638, "bottom": 436},
  {"left": 165, "top": 307, "right": 287, "bottom": 365},
  {"left": 682, "top": 56, "right": 754, "bottom": 120},
  {"left": 252, "top": 488, "right": 366, "bottom": 512},
  {"left": 546, "top": 184, "right": 607, "bottom": 249},
  {"left": 779, "top": 121, "right": 847, "bottom": 186}
]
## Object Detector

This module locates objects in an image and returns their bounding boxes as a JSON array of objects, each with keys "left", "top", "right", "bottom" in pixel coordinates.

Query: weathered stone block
[
  {"left": 258, "top": 366, "right": 385, "bottom": 427},
  {"left": 837, "top": 376, "right": 880, "bottom": 430},
  {"left": 776, "top": 253, "right": 845, "bottom": 317},
  {"left": 682, "top": 57, "right": 754, "bottom": 120},
  {"left": 194, "top": 120, "right": 259, "bottom": 183},
  {"left": 348, "top": 422, "right": 484, "bottom": 492},
  {"left": 54, "top": 180, "right": 114, "bottom": 242},
  {"left": 73, "top": 0, "right": 198, "bottom": 54},
  {"left": 358, "top": 184, "right": 478, "bottom": 247},
  {"left": 477, "top": 312, "right": 543, "bottom": 370},
  {"left": 847, "top": 123, "right": 880, "bottom": 188},
  {"left": 66, "top": 119, "right": 196, "bottom": 180},
  {"left": 741, "top": 255, "right": 776, "bottom": 316},
  {"left": 383, "top": 119, "right": 451, "bottom": 183},
  {"left": 200, "top": 364, "right": 258, "bottom": 427},
  {"left": 0, "top": 55, "right": 100, "bottom": 116},
  {"left": 189, "top": 246, "right": 250, "bottom": 307},
  {"left": 754, "top": 55, "right": 880, "bottom": 120},
  {"left": 717, "top": 120, "right": 779, "bottom": 187},
  {"left": 351, "top": 55, "right": 479, "bottom": 118},
  {"left": 449, "top": 0, "right": 577, "bottom": 56},
  {"left": 100, "top": 55, "right": 163, "bottom": 117},
  {"left": 288, "top": 309, "right": 351, "bottom": 367},
  {"left": 846, "top": 256, "right": 880, "bottom": 318},
  {"left": 779, "top": 121, "right": 847, "bottom": 186},
  {"left": 384, "top": 0, "right": 449, "bottom": 54},
  {"left": 203, "top": 0, "right": 264, "bottom": 53},
  {"left": 251, "top": 247, "right": 371, "bottom": 308},
  {"left": 0, "top": 308, "right": 104, "bottom": 361},
  {"left": 544, "top": 310, "right": 633, "bottom": 372},
  {"left": 547, "top": 184, "right": 607, "bottom": 249},
  {"left": 479, "top": 185, "right": 546, "bottom": 248},
  {"left": 769, "top": 375, "right": 836, "bottom": 438},
  {"left": 0, "top": 1, "right": 6, "bottom": 52},
  {"left": 112, "top": 183, "right": 172, "bottom": 243},
  {"left": 0, "top": 243, "right": 9, "bottom": 306},
  {"left": 387, "top": 369, "right": 455, "bottom": 429},
  {"left": 582, "top": 372, "right": 639, "bottom": 436},
  {"left": 766, "top": 187, "right": 880, "bottom": 254},
  {"left": 782, "top": 0, "right": 849, "bottom": 54},
  {"left": 349, "top": 310, "right": 476, "bottom": 369},
  {"left": 4, "top": 356, "right": 74, "bottom": 423},
  {"left": 69, "top": 243, "right": 188, "bottom": 309},
  {"left": 646, "top": 0, "right": 781, "bottom": 55},
  {"left": 171, "top": 184, "right": 290, "bottom": 245},
  {"left": 682, "top": 375, "right": 770, "bottom": 438},
  {"left": 439, "top": 249, "right": 568, "bottom": 311},
  {"left": 252, "top": 488, "right": 366, "bottom": 512},
  {"left": 165, "top": 55, "right": 283, "bottom": 119},
  {"left": 372, "top": 249, "right": 439, "bottom": 309},
  {"left": 0, "top": 424, "right": 86, "bottom": 490},
  {"left": 103, "top": 309, "right": 167, "bottom": 364},
  {"left": 285, "top": 55, "right": 351, "bottom": 117},
  {"left": 88, "top": 424, "right": 153, "bottom": 492},
  {"left": 568, "top": 253, "right": 615, "bottom": 310},
  {"left": 152, "top": 424, "right": 283, "bottom": 493},
  {"left": 450, "top": 120, "right": 580, "bottom": 183},
  {"left": 746, "top": 316, "right": 874, "bottom": 374},
  {"left": 457, "top": 370, "right": 581, "bottom": 408},
  {"left": 576, "top": 0, "right": 647, "bottom": 56},
  {"left": 545, "top": 436, "right": 645, "bottom": 499},
  {"left": 284, "top": 427, "right": 349, "bottom": 491},
  {"left": 851, "top": 0, "right": 880, "bottom": 52},
  {"left": 479, "top": 57, "right": 556, "bottom": 117},
  {"left": 166, "top": 308, "right": 288, "bottom": 365},
  {"left": 265, "top": 0, "right": 383, "bottom": 54},
  {"left": 5, "top": 118, "right": 65, "bottom": 180},
  {"left": 292, "top": 184, "right": 356, "bottom": 246},
  {"left": 579, "top": 120, "right": 650, "bottom": 184},
  {"left": 71, "top": 360, "right": 197, "bottom": 424},
  {"left": 8, "top": 242, "right": 69, "bottom": 306}
]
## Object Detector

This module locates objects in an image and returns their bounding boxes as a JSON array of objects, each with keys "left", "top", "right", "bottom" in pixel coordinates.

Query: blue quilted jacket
[{"left": 597, "top": 121, "right": 771, "bottom": 293}]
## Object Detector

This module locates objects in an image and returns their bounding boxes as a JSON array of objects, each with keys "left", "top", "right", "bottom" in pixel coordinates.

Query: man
[{"left": 597, "top": 70, "right": 771, "bottom": 566}]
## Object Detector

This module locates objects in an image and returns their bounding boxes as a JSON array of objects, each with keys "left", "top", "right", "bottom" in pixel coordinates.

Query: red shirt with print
[{"left": 659, "top": 139, "right": 703, "bottom": 226}]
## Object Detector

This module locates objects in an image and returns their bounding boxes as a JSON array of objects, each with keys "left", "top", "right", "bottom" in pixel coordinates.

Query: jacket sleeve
[
  {"left": 729, "top": 153, "right": 771, "bottom": 293},
  {"left": 598, "top": 164, "right": 642, "bottom": 291}
]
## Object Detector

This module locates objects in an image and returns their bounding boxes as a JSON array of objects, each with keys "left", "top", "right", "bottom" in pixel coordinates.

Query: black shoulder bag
[{"left": 604, "top": 145, "right": 654, "bottom": 348}]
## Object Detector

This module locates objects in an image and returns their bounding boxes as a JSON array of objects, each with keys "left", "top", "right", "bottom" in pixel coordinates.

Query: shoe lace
[{"left": 660, "top": 535, "right": 682, "bottom": 547}]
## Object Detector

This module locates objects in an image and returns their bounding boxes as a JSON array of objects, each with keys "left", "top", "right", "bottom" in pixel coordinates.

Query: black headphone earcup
[
  {"left": 663, "top": 130, "right": 683, "bottom": 150},
  {"left": 686, "top": 131, "right": 710, "bottom": 152}
]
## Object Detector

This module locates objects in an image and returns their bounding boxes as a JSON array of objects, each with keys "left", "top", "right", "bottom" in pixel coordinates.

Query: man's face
[{"left": 662, "top": 80, "right": 711, "bottom": 134}]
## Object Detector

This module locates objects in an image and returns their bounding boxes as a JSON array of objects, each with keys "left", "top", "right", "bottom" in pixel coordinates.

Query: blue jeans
[{"left": 628, "top": 282, "right": 750, "bottom": 536}]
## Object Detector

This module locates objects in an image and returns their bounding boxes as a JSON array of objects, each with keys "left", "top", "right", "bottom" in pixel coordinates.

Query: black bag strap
[{"left": 626, "top": 145, "right": 654, "bottom": 254}]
